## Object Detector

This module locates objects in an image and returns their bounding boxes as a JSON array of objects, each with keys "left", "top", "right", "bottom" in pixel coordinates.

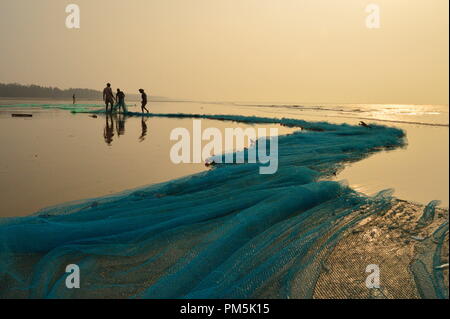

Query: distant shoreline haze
[
  {"left": 1, "top": 83, "right": 448, "bottom": 107},
  {"left": 0, "top": 83, "right": 152, "bottom": 101}
]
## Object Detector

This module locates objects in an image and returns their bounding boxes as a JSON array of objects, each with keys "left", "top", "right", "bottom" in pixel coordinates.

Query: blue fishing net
[{"left": 0, "top": 112, "right": 447, "bottom": 299}]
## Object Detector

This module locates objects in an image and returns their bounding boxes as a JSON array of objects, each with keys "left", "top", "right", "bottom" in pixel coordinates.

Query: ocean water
[
  {"left": 145, "top": 100, "right": 449, "bottom": 207},
  {"left": 246, "top": 103, "right": 449, "bottom": 207}
]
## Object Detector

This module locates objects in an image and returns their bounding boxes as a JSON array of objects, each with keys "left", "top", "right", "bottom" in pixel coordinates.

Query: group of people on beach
[{"left": 102, "top": 83, "right": 149, "bottom": 114}]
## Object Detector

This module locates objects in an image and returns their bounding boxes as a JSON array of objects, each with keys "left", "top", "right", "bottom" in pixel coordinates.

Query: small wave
[
  {"left": 334, "top": 115, "right": 449, "bottom": 127},
  {"left": 236, "top": 103, "right": 356, "bottom": 113},
  {"left": 237, "top": 103, "right": 448, "bottom": 127}
]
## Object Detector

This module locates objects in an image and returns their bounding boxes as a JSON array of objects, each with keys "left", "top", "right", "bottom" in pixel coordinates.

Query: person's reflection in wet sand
[
  {"left": 139, "top": 116, "right": 148, "bottom": 142},
  {"left": 116, "top": 113, "right": 126, "bottom": 137},
  {"left": 103, "top": 114, "right": 115, "bottom": 145}
]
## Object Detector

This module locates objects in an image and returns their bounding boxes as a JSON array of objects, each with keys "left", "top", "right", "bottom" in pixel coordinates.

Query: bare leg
[
  {"left": 142, "top": 102, "right": 149, "bottom": 113},
  {"left": 109, "top": 100, "right": 116, "bottom": 113}
]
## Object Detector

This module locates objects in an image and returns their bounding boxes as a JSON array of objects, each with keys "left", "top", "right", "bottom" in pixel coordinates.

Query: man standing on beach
[
  {"left": 116, "top": 88, "right": 126, "bottom": 113},
  {"left": 139, "top": 89, "right": 149, "bottom": 113},
  {"left": 103, "top": 83, "right": 115, "bottom": 112}
]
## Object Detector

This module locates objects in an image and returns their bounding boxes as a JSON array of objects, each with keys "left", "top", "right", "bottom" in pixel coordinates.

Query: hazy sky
[{"left": 0, "top": 0, "right": 448, "bottom": 104}]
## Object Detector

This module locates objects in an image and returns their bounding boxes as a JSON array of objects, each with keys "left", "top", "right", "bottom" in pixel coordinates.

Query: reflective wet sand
[
  {"left": 0, "top": 99, "right": 448, "bottom": 216},
  {"left": 159, "top": 101, "right": 448, "bottom": 208},
  {"left": 0, "top": 103, "right": 295, "bottom": 217}
]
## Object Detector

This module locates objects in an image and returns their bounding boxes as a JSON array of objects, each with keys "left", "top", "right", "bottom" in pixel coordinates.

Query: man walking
[{"left": 139, "top": 89, "right": 149, "bottom": 113}]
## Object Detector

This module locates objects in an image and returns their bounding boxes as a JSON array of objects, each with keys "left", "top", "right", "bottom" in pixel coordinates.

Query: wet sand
[
  {"left": 0, "top": 104, "right": 295, "bottom": 217},
  {"left": 0, "top": 99, "right": 448, "bottom": 217},
  {"left": 152, "top": 101, "right": 449, "bottom": 208}
]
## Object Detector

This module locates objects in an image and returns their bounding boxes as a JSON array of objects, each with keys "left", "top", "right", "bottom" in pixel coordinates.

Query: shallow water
[
  {"left": 145, "top": 100, "right": 449, "bottom": 207},
  {"left": 0, "top": 103, "right": 295, "bottom": 217},
  {"left": 0, "top": 99, "right": 448, "bottom": 217}
]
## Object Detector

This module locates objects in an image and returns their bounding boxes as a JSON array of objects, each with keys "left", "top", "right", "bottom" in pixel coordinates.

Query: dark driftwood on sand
[{"left": 11, "top": 114, "right": 33, "bottom": 118}]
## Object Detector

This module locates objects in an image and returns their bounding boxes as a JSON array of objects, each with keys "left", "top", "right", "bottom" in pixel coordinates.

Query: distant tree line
[
  {"left": 0, "top": 83, "right": 101, "bottom": 99},
  {"left": 1, "top": 83, "right": 166, "bottom": 101}
]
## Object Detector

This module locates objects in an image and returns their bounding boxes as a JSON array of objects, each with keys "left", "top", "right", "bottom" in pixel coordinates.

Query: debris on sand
[{"left": 12, "top": 114, "right": 32, "bottom": 118}]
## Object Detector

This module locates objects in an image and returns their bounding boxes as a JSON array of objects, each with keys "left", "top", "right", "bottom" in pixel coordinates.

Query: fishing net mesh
[{"left": 0, "top": 112, "right": 448, "bottom": 299}]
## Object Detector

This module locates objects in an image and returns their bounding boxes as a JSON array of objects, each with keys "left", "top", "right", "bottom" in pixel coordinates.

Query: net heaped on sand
[{"left": 0, "top": 112, "right": 448, "bottom": 299}]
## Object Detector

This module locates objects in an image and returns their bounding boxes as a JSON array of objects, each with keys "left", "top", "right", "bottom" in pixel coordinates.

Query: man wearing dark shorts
[
  {"left": 116, "top": 89, "right": 126, "bottom": 113},
  {"left": 103, "top": 83, "right": 115, "bottom": 112},
  {"left": 139, "top": 89, "right": 149, "bottom": 113}
]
